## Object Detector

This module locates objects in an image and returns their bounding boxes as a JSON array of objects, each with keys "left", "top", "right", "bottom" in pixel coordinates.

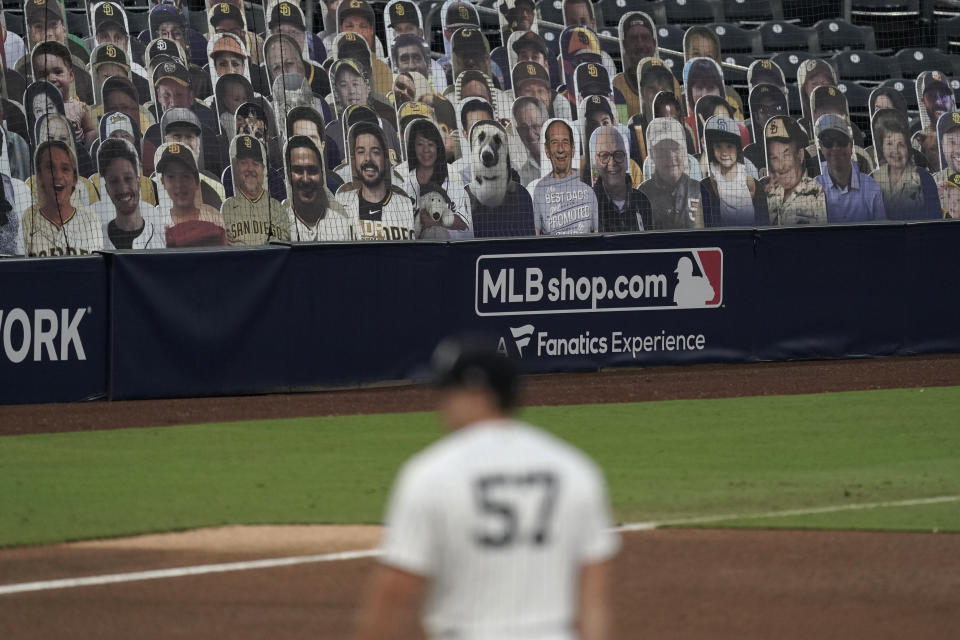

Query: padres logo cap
[
  {"left": 921, "top": 70, "right": 951, "bottom": 94},
  {"left": 93, "top": 2, "right": 127, "bottom": 33},
  {"left": 444, "top": 1, "right": 478, "bottom": 27},
  {"left": 937, "top": 111, "right": 960, "bottom": 135},
  {"left": 210, "top": 1, "right": 243, "bottom": 24},
  {"left": 763, "top": 115, "right": 805, "bottom": 145},
  {"left": 706, "top": 115, "right": 739, "bottom": 137},
  {"left": 92, "top": 42, "right": 129, "bottom": 68},
  {"left": 452, "top": 27, "right": 486, "bottom": 53},
  {"left": 339, "top": 0, "right": 375, "bottom": 24},
  {"left": 389, "top": 0, "right": 418, "bottom": 27},
  {"left": 235, "top": 134, "right": 264, "bottom": 161},
  {"left": 511, "top": 60, "right": 549, "bottom": 87},
  {"left": 565, "top": 27, "right": 599, "bottom": 56},
  {"left": 577, "top": 61, "right": 609, "bottom": 94},
  {"left": 27, "top": 0, "right": 65, "bottom": 22},
  {"left": 155, "top": 61, "right": 190, "bottom": 86},
  {"left": 146, "top": 38, "right": 183, "bottom": 67},
  {"left": 639, "top": 57, "right": 675, "bottom": 87},
  {"left": 156, "top": 140, "right": 198, "bottom": 175},
  {"left": 269, "top": 1, "right": 305, "bottom": 29},
  {"left": 584, "top": 94, "right": 614, "bottom": 119}
]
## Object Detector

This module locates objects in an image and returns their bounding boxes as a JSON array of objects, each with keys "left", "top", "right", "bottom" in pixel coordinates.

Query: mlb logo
[{"left": 674, "top": 249, "right": 722, "bottom": 308}]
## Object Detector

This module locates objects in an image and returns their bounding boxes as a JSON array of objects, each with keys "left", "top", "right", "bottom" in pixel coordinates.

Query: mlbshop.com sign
[{"left": 474, "top": 248, "right": 724, "bottom": 316}]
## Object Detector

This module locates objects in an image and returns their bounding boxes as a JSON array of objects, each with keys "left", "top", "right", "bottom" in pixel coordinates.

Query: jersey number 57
[{"left": 472, "top": 471, "right": 559, "bottom": 548}]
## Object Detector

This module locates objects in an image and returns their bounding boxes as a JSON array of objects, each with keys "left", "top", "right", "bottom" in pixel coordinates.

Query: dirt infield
[{"left": 2, "top": 355, "right": 960, "bottom": 638}]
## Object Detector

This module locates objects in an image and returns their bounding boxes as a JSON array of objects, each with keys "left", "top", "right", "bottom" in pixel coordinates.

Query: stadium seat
[
  {"left": 895, "top": 48, "right": 956, "bottom": 78},
  {"left": 65, "top": 8, "right": 90, "bottom": 39},
  {"left": 831, "top": 50, "right": 902, "bottom": 83},
  {"left": 879, "top": 77, "right": 919, "bottom": 111},
  {"left": 932, "top": 0, "right": 960, "bottom": 19},
  {"left": 1, "top": 97, "right": 27, "bottom": 143},
  {"left": 660, "top": 50, "right": 686, "bottom": 82},
  {"left": 936, "top": 15, "right": 960, "bottom": 54},
  {"left": 598, "top": 0, "right": 668, "bottom": 26},
  {"left": 771, "top": 51, "right": 813, "bottom": 83},
  {"left": 844, "top": 0, "right": 922, "bottom": 50},
  {"left": 707, "top": 23, "right": 762, "bottom": 55},
  {"left": 538, "top": 22, "right": 564, "bottom": 57},
  {"left": 1, "top": 66, "right": 25, "bottom": 102},
  {"left": 245, "top": 8, "right": 266, "bottom": 35},
  {"left": 596, "top": 26, "right": 621, "bottom": 58},
  {"left": 814, "top": 18, "right": 877, "bottom": 53},
  {"left": 655, "top": 23, "right": 686, "bottom": 54},
  {"left": 722, "top": 0, "right": 783, "bottom": 25},
  {"left": 783, "top": 0, "right": 844, "bottom": 26},
  {"left": 662, "top": 0, "right": 724, "bottom": 26},
  {"left": 835, "top": 79, "right": 872, "bottom": 113},
  {"left": 758, "top": 21, "right": 820, "bottom": 53},
  {"left": 538, "top": 0, "right": 566, "bottom": 27},
  {"left": 128, "top": 9, "right": 151, "bottom": 37},
  {"left": 719, "top": 53, "right": 752, "bottom": 88},
  {"left": 4, "top": 11, "right": 23, "bottom": 37},
  {"left": 786, "top": 83, "right": 804, "bottom": 116}
]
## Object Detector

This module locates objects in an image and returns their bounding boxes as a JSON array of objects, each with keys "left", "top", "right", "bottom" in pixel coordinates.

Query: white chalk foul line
[
  {"left": 0, "top": 548, "right": 381, "bottom": 596},
  {"left": 613, "top": 494, "right": 960, "bottom": 532},
  {"left": 1, "top": 495, "right": 956, "bottom": 597}
]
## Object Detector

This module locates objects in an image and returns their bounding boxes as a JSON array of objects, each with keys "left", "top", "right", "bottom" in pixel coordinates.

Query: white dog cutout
[{"left": 468, "top": 121, "right": 511, "bottom": 208}]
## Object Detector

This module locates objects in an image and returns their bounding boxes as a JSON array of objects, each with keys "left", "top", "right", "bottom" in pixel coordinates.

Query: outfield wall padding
[{"left": 1, "top": 223, "right": 958, "bottom": 404}]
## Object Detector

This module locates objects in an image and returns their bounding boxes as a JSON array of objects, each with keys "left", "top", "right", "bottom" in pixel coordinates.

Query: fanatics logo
[{"left": 507, "top": 324, "right": 535, "bottom": 357}]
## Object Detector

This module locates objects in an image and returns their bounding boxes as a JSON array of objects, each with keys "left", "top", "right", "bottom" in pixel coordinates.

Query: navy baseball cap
[{"left": 430, "top": 335, "right": 519, "bottom": 409}]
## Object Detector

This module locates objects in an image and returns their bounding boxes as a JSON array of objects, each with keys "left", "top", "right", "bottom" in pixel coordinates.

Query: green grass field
[{"left": 1, "top": 387, "right": 958, "bottom": 547}]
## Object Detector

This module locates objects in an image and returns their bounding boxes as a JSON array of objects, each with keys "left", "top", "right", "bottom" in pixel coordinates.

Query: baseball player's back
[
  {"left": 354, "top": 336, "right": 618, "bottom": 640},
  {"left": 382, "top": 418, "right": 618, "bottom": 640}
]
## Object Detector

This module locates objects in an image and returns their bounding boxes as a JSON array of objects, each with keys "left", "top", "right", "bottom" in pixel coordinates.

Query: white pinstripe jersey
[
  {"left": 21, "top": 205, "right": 104, "bottom": 257},
  {"left": 285, "top": 199, "right": 358, "bottom": 242},
  {"left": 334, "top": 183, "right": 418, "bottom": 241},
  {"left": 381, "top": 419, "right": 619, "bottom": 640}
]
